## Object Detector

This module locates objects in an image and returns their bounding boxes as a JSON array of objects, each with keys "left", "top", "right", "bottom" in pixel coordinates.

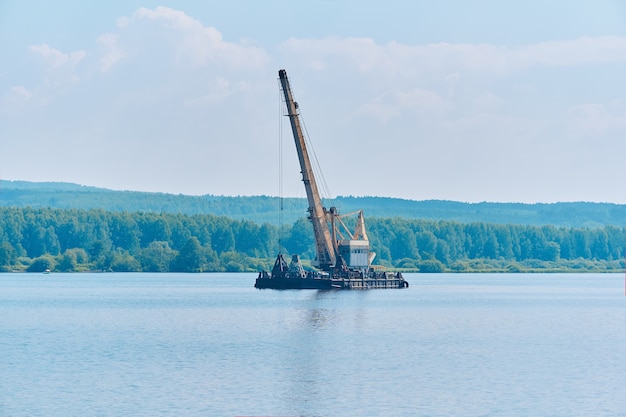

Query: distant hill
[{"left": 1, "top": 180, "right": 624, "bottom": 228}]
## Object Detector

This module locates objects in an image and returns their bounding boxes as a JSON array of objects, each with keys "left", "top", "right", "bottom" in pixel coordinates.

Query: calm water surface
[{"left": 1, "top": 273, "right": 625, "bottom": 417}]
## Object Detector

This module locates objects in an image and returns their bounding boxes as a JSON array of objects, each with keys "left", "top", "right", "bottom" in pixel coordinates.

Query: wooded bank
[{"left": 1, "top": 207, "right": 623, "bottom": 273}]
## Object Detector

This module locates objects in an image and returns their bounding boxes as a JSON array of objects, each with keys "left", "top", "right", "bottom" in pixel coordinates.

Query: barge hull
[
  {"left": 255, "top": 275, "right": 408, "bottom": 290},
  {"left": 255, "top": 277, "right": 332, "bottom": 290}
]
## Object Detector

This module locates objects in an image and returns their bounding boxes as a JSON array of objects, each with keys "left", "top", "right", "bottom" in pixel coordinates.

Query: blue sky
[{"left": 1, "top": 1, "right": 625, "bottom": 203}]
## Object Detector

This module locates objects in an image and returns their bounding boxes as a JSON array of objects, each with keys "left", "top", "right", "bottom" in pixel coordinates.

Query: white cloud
[
  {"left": 281, "top": 34, "right": 626, "bottom": 143},
  {"left": 397, "top": 88, "right": 451, "bottom": 113},
  {"left": 184, "top": 77, "right": 249, "bottom": 107},
  {"left": 0, "top": 85, "right": 36, "bottom": 113},
  {"left": 471, "top": 92, "right": 504, "bottom": 113},
  {"left": 8, "top": 85, "right": 32, "bottom": 102},
  {"left": 355, "top": 88, "right": 451, "bottom": 123},
  {"left": 356, "top": 99, "right": 401, "bottom": 124},
  {"left": 517, "top": 36, "right": 626, "bottom": 68},
  {"left": 3, "top": 44, "right": 86, "bottom": 110},
  {"left": 9, "top": 6, "right": 272, "bottom": 113},
  {"left": 28, "top": 43, "right": 86, "bottom": 90},
  {"left": 5, "top": 4, "right": 625, "bottom": 202},
  {"left": 29, "top": 43, "right": 86, "bottom": 70},
  {"left": 567, "top": 101, "right": 626, "bottom": 136},
  {"left": 282, "top": 35, "right": 626, "bottom": 76},
  {"left": 96, "top": 33, "right": 123, "bottom": 73},
  {"left": 128, "top": 6, "right": 269, "bottom": 70}
]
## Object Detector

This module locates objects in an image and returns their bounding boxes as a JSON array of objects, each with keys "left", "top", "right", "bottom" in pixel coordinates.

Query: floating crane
[{"left": 255, "top": 69, "right": 407, "bottom": 289}]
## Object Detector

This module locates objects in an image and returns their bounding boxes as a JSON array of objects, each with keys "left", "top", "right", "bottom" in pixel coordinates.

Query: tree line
[
  {"left": 3, "top": 180, "right": 626, "bottom": 228},
  {"left": 0, "top": 207, "right": 623, "bottom": 273}
]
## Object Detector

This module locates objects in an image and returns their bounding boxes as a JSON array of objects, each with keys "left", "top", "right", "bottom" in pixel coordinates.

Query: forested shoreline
[
  {"left": 3, "top": 180, "right": 626, "bottom": 228},
  {"left": 1, "top": 206, "right": 623, "bottom": 273}
]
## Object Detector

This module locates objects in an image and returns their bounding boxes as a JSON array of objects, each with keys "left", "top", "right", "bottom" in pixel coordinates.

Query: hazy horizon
[{"left": 2, "top": 178, "right": 625, "bottom": 205}]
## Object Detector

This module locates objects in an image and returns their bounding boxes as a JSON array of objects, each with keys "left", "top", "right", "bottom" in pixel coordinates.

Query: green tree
[
  {"left": 164, "top": 215, "right": 190, "bottom": 250},
  {"left": 27, "top": 255, "right": 56, "bottom": 272},
  {"left": 419, "top": 259, "right": 445, "bottom": 273},
  {"left": 390, "top": 227, "right": 418, "bottom": 260},
  {"left": 0, "top": 242, "right": 17, "bottom": 269},
  {"left": 211, "top": 220, "right": 236, "bottom": 254},
  {"left": 109, "top": 212, "right": 140, "bottom": 251},
  {"left": 259, "top": 223, "right": 278, "bottom": 258},
  {"left": 173, "top": 237, "right": 206, "bottom": 272},
  {"left": 22, "top": 223, "right": 47, "bottom": 258},
  {"left": 284, "top": 218, "right": 314, "bottom": 258},
  {"left": 140, "top": 241, "right": 177, "bottom": 272},
  {"left": 435, "top": 240, "right": 451, "bottom": 264},
  {"left": 109, "top": 251, "right": 141, "bottom": 272},
  {"left": 234, "top": 220, "right": 264, "bottom": 257},
  {"left": 220, "top": 251, "right": 249, "bottom": 272},
  {"left": 57, "top": 254, "right": 76, "bottom": 272},
  {"left": 394, "top": 257, "right": 418, "bottom": 269},
  {"left": 415, "top": 231, "right": 436, "bottom": 258},
  {"left": 573, "top": 229, "right": 592, "bottom": 259},
  {"left": 138, "top": 214, "right": 172, "bottom": 247},
  {"left": 465, "top": 223, "right": 487, "bottom": 259},
  {"left": 540, "top": 241, "right": 560, "bottom": 262},
  {"left": 58, "top": 248, "right": 83, "bottom": 271},
  {"left": 590, "top": 229, "right": 609, "bottom": 260}
]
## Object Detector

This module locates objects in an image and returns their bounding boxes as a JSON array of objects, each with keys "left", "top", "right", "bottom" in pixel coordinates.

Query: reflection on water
[
  {"left": 306, "top": 307, "right": 330, "bottom": 329},
  {"left": 2, "top": 273, "right": 626, "bottom": 417},
  {"left": 287, "top": 289, "right": 372, "bottom": 332},
  {"left": 304, "top": 291, "right": 336, "bottom": 331}
]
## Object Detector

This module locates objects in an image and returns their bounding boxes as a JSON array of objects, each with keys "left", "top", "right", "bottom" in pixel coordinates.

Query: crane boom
[
  {"left": 278, "top": 69, "right": 336, "bottom": 270},
  {"left": 255, "top": 70, "right": 408, "bottom": 289}
]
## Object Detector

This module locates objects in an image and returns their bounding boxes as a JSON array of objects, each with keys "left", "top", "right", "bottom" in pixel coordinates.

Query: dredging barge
[{"left": 255, "top": 69, "right": 408, "bottom": 290}]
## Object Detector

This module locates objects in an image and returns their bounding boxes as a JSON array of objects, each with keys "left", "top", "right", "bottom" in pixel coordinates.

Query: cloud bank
[{"left": 1, "top": 6, "right": 625, "bottom": 202}]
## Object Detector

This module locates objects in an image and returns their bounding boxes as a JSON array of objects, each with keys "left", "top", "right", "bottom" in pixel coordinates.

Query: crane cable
[
  {"left": 281, "top": 75, "right": 333, "bottom": 205},
  {"left": 278, "top": 81, "right": 284, "bottom": 255},
  {"left": 277, "top": 78, "right": 335, "bottom": 255},
  {"left": 300, "top": 113, "right": 334, "bottom": 207}
]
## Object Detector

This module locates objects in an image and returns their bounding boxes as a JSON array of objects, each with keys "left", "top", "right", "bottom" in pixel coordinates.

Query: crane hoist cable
[
  {"left": 300, "top": 114, "right": 335, "bottom": 207},
  {"left": 277, "top": 80, "right": 284, "bottom": 253}
]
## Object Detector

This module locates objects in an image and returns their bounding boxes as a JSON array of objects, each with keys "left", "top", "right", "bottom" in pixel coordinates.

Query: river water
[{"left": 1, "top": 272, "right": 625, "bottom": 417}]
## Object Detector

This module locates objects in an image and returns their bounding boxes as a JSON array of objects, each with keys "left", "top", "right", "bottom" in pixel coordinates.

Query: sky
[{"left": 1, "top": 0, "right": 626, "bottom": 203}]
